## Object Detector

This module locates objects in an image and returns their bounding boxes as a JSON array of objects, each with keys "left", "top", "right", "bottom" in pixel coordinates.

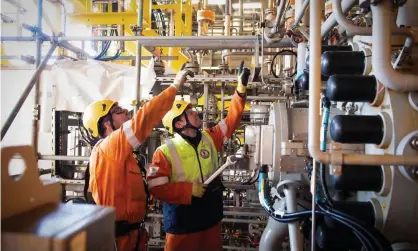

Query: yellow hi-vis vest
[{"left": 160, "top": 131, "right": 219, "bottom": 183}]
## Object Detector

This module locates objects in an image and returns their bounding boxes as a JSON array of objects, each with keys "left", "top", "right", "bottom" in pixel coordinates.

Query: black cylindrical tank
[
  {"left": 321, "top": 51, "right": 365, "bottom": 77},
  {"left": 330, "top": 165, "right": 383, "bottom": 192},
  {"left": 326, "top": 75, "right": 377, "bottom": 102},
  {"left": 306, "top": 45, "right": 353, "bottom": 70},
  {"left": 330, "top": 115, "right": 384, "bottom": 144}
]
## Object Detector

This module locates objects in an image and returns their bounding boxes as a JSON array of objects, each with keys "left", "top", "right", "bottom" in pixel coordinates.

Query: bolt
[
  {"left": 410, "top": 136, "right": 418, "bottom": 150},
  {"left": 411, "top": 167, "right": 418, "bottom": 179}
]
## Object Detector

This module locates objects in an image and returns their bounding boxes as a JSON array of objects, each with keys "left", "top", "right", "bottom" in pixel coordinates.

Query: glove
[
  {"left": 171, "top": 69, "right": 194, "bottom": 90},
  {"left": 236, "top": 60, "right": 251, "bottom": 94},
  {"left": 192, "top": 183, "right": 206, "bottom": 198}
]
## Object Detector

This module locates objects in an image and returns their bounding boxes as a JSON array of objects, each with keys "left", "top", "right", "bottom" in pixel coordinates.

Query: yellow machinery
[{"left": 67, "top": 0, "right": 191, "bottom": 71}]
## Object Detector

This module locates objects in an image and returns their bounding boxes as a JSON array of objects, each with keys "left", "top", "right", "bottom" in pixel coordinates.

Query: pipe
[
  {"left": 308, "top": 0, "right": 418, "bottom": 167},
  {"left": 1, "top": 43, "right": 58, "bottom": 141},
  {"left": 223, "top": 0, "right": 231, "bottom": 65},
  {"left": 333, "top": 0, "right": 412, "bottom": 37},
  {"left": 38, "top": 154, "right": 89, "bottom": 161},
  {"left": 33, "top": 0, "right": 43, "bottom": 152},
  {"left": 239, "top": 0, "right": 244, "bottom": 34},
  {"left": 274, "top": 0, "right": 286, "bottom": 32},
  {"left": 0, "top": 36, "right": 36, "bottom": 41},
  {"left": 59, "top": 36, "right": 296, "bottom": 49},
  {"left": 134, "top": 0, "right": 144, "bottom": 113},
  {"left": 259, "top": 217, "right": 289, "bottom": 251},
  {"left": 293, "top": 0, "right": 309, "bottom": 27},
  {"left": 284, "top": 187, "right": 303, "bottom": 251},
  {"left": 222, "top": 51, "right": 296, "bottom": 61},
  {"left": 371, "top": 1, "right": 418, "bottom": 92},
  {"left": 321, "top": 0, "right": 356, "bottom": 39},
  {"left": 222, "top": 96, "right": 287, "bottom": 101},
  {"left": 203, "top": 82, "right": 209, "bottom": 129}
]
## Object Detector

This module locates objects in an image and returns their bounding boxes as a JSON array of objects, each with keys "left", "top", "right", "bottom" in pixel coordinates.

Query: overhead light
[{"left": 231, "top": 2, "right": 262, "bottom": 9}]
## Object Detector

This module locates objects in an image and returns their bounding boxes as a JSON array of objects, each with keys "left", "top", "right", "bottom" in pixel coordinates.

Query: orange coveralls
[
  {"left": 146, "top": 91, "right": 246, "bottom": 251},
  {"left": 88, "top": 86, "right": 177, "bottom": 251}
]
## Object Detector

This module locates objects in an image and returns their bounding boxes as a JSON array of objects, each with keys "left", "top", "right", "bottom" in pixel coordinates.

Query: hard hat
[
  {"left": 162, "top": 100, "right": 191, "bottom": 134},
  {"left": 83, "top": 100, "right": 117, "bottom": 138}
]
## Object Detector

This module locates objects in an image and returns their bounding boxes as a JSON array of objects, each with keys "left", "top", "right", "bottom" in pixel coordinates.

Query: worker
[
  {"left": 146, "top": 61, "right": 250, "bottom": 251},
  {"left": 82, "top": 69, "right": 194, "bottom": 251}
]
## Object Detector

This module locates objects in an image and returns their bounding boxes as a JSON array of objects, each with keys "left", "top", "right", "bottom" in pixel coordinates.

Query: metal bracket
[{"left": 330, "top": 143, "right": 343, "bottom": 176}]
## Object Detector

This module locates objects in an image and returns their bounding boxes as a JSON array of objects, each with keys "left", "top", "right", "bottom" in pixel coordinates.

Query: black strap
[
  {"left": 83, "top": 163, "right": 96, "bottom": 204},
  {"left": 115, "top": 221, "right": 142, "bottom": 237}
]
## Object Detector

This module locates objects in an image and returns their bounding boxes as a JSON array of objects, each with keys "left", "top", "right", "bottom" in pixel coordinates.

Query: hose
[
  {"left": 257, "top": 167, "right": 393, "bottom": 251},
  {"left": 270, "top": 49, "right": 298, "bottom": 78}
]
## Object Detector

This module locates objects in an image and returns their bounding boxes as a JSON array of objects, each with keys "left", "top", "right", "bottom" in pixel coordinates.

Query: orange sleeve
[
  {"left": 206, "top": 91, "right": 246, "bottom": 151},
  {"left": 101, "top": 86, "right": 177, "bottom": 160},
  {"left": 146, "top": 149, "right": 193, "bottom": 205}
]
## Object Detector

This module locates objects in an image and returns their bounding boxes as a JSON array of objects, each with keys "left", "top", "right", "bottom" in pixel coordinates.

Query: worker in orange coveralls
[
  {"left": 146, "top": 61, "right": 250, "bottom": 251},
  {"left": 82, "top": 69, "right": 194, "bottom": 251}
]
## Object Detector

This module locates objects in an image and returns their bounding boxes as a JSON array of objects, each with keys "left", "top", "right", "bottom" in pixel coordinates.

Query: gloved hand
[
  {"left": 171, "top": 69, "right": 194, "bottom": 90},
  {"left": 192, "top": 183, "right": 206, "bottom": 198},
  {"left": 236, "top": 60, "right": 251, "bottom": 94}
]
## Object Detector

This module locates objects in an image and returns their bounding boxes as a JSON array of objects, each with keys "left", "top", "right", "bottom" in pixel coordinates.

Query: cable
[
  {"left": 270, "top": 49, "right": 298, "bottom": 78},
  {"left": 320, "top": 163, "right": 334, "bottom": 207}
]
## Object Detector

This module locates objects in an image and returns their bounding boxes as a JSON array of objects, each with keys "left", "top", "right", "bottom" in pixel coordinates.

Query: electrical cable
[{"left": 270, "top": 49, "right": 298, "bottom": 78}]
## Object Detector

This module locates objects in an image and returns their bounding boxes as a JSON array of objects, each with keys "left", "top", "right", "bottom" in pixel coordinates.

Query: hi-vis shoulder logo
[{"left": 200, "top": 149, "right": 210, "bottom": 159}]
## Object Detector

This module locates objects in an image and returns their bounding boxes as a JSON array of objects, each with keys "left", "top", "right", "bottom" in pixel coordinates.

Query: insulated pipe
[
  {"left": 284, "top": 187, "right": 303, "bottom": 251},
  {"left": 1, "top": 43, "right": 58, "bottom": 141},
  {"left": 333, "top": 0, "right": 413, "bottom": 37},
  {"left": 0, "top": 36, "right": 36, "bottom": 41},
  {"left": 371, "top": 1, "right": 418, "bottom": 92},
  {"left": 134, "top": 0, "right": 144, "bottom": 113},
  {"left": 321, "top": 0, "right": 356, "bottom": 39},
  {"left": 223, "top": 0, "right": 231, "bottom": 65},
  {"left": 293, "top": 0, "right": 309, "bottom": 27},
  {"left": 308, "top": 0, "right": 418, "bottom": 167}
]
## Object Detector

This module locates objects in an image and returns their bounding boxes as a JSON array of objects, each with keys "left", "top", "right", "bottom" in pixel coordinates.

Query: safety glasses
[{"left": 110, "top": 106, "right": 126, "bottom": 115}]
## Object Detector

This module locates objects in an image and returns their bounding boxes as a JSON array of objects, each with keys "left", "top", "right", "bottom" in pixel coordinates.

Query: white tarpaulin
[{"left": 40, "top": 59, "right": 159, "bottom": 132}]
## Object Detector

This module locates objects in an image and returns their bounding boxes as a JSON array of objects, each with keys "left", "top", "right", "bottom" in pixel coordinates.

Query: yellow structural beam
[{"left": 1, "top": 43, "right": 9, "bottom": 66}]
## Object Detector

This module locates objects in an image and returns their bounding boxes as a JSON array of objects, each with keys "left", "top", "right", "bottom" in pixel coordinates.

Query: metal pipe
[
  {"left": 259, "top": 217, "right": 289, "bottom": 251},
  {"left": 222, "top": 50, "right": 296, "bottom": 61},
  {"left": 59, "top": 36, "right": 295, "bottom": 49},
  {"left": 284, "top": 187, "right": 303, "bottom": 251},
  {"left": 33, "top": 0, "right": 44, "bottom": 151},
  {"left": 308, "top": 0, "right": 418, "bottom": 168},
  {"left": 293, "top": 0, "right": 309, "bottom": 27},
  {"left": 134, "top": 0, "right": 144, "bottom": 113},
  {"left": 1, "top": 36, "right": 36, "bottom": 41},
  {"left": 203, "top": 82, "right": 209, "bottom": 129},
  {"left": 273, "top": 0, "right": 286, "bottom": 31},
  {"left": 223, "top": 0, "right": 231, "bottom": 65},
  {"left": 371, "top": 1, "right": 418, "bottom": 92},
  {"left": 1, "top": 43, "right": 58, "bottom": 141},
  {"left": 38, "top": 154, "right": 89, "bottom": 161},
  {"left": 321, "top": 0, "right": 356, "bottom": 39},
  {"left": 239, "top": 0, "right": 244, "bottom": 34},
  {"left": 222, "top": 96, "right": 287, "bottom": 101}
]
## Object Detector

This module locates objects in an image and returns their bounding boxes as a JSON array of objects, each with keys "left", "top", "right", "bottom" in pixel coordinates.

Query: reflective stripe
[
  {"left": 122, "top": 121, "right": 141, "bottom": 149},
  {"left": 166, "top": 139, "right": 185, "bottom": 182},
  {"left": 201, "top": 133, "right": 217, "bottom": 169},
  {"left": 148, "top": 177, "right": 169, "bottom": 188},
  {"left": 218, "top": 119, "right": 228, "bottom": 136}
]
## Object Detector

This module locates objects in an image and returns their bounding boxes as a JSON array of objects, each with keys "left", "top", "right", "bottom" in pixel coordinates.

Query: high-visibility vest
[
  {"left": 159, "top": 131, "right": 223, "bottom": 234},
  {"left": 160, "top": 131, "right": 219, "bottom": 183}
]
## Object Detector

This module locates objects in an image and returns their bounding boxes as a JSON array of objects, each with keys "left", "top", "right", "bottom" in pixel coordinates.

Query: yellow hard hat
[
  {"left": 162, "top": 100, "right": 191, "bottom": 134},
  {"left": 83, "top": 99, "right": 117, "bottom": 138}
]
